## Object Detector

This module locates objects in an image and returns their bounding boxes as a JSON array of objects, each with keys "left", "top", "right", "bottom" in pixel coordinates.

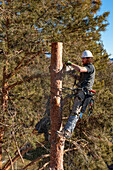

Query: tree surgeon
[{"left": 57, "top": 50, "right": 95, "bottom": 138}]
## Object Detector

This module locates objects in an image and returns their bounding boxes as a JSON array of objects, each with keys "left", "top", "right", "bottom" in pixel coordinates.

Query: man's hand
[{"left": 65, "top": 61, "right": 72, "bottom": 66}]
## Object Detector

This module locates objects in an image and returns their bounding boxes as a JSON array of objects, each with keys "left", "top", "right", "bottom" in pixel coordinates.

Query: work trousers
[{"left": 64, "top": 89, "right": 86, "bottom": 134}]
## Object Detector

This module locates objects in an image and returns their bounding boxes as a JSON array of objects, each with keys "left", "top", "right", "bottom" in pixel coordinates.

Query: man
[{"left": 57, "top": 50, "right": 95, "bottom": 138}]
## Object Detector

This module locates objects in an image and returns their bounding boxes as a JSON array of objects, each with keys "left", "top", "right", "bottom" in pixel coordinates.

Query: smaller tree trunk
[{"left": 0, "top": 66, "right": 9, "bottom": 169}]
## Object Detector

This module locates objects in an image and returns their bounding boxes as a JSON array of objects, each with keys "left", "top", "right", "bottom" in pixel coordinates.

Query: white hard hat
[{"left": 81, "top": 50, "right": 93, "bottom": 58}]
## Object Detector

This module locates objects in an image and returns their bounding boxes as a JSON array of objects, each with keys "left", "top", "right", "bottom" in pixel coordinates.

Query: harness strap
[{"left": 80, "top": 88, "right": 96, "bottom": 114}]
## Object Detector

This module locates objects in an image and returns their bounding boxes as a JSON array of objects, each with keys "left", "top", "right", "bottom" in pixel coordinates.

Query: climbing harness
[{"left": 61, "top": 87, "right": 96, "bottom": 116}]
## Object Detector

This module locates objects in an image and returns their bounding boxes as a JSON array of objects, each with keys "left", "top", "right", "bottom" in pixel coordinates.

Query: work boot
[
  {"left": 57, "top": 115, "right": 79, "bottom": 138},
  {"left": 57, "top": 129, "right": 72, "bottom": 138},
  {"left": 64, "top": 115, "right": 79, "bottom": 133}
]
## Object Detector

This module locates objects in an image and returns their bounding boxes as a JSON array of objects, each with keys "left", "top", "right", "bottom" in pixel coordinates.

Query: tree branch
[
  {"left": 66, "top": 139, "right": 88, "bottom": 162},
  {"left": 4, "top": 149, "right": 14, "bottom": 170},
  {"left": 6, "top": 73, "right": 46, "bottom": 90},
  {"left": 2, "top": 146, "right": 33, "bottom": 170},
  {"left": 22, "top": 154, "right": 50, "bottom": 170},
  {"left": 6, "top": 52, "right": 40, "bottom": 80},
  {"left": 38, "top": 162, "right": 49, "bottom": 170},
  {"left": 2, "top": 141, "right": 48, "bottom": 170}
]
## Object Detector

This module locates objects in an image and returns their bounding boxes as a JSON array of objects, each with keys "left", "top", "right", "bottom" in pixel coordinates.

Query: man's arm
[
  {"left": 63, "top": 63, "right": 80, "bottom": 78},
  {"left": 66, "top": 61, "right": 87, "bottom": 73},
  {"left": 71, "top": 63, "right": 87, "bottom": 73}
]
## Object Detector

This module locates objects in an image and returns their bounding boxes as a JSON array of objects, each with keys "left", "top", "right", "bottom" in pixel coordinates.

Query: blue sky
[{"left": 98, "top": 0, "right": 113, "bottom": 58}]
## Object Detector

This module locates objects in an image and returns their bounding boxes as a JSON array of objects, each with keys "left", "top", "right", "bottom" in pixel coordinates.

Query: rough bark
[{"left": 50, "top": 42, "right": 65, "bottom": 170}]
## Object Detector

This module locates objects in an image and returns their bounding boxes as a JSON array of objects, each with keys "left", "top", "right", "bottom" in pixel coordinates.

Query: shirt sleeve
[{"left": 85, "top": 64, "right": 94, "bottom": 73}]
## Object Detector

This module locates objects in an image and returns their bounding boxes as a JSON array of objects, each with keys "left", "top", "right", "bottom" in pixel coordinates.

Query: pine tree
[{"left": 0, "top": 0, "right": 51, "bottom": 168}]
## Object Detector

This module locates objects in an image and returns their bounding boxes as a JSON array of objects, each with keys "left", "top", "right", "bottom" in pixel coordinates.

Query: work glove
[{"left": 65, "top": 61, "right": 72, "bottom": 66}]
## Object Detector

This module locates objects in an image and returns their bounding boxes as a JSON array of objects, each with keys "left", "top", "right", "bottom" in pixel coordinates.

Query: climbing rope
[{"left": 87, "top": 98, "right": 95, "bottom": 116}]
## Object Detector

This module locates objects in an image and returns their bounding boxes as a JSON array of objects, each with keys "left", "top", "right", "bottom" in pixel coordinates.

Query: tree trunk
[
  {"left": 0, "top": 66, "right": 8, "bottom": 169},
  {"left": 50, "top": 42, "right": 65, "bottom": 170}
]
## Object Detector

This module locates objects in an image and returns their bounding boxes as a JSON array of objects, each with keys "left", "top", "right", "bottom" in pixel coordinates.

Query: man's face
[{"left": 81, "top": 57, "right": 88, "bottom": 65}]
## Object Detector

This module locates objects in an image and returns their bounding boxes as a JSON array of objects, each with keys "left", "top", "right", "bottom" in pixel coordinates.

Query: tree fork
[{"left": 50, "top": 42, "right": 65, "bottom": 170}]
